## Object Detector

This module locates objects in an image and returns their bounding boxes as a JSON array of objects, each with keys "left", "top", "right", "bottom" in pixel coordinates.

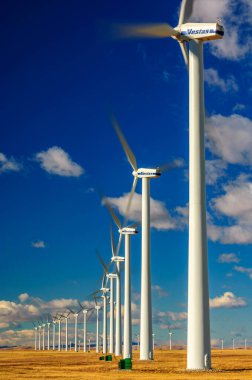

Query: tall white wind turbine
[
  {"left": 52, "top": 318, "right": 56, "bottom": 351},
  {"left": 93, "top": 296, "right": 101, "bottom": 353},
  {"left": 110, "top": 0, "right": 224, "bottom": 368},
  {"left": 103, "top": 200, "right": 138, "bottom": 359},
  {"left": 68, "top": 306, "right": 83, "bottom": 352},
  {"left": 37, "top": 321, "right": 42, "bottom": 351},
  {"left": 32, "top": 322, "right": 38, "bottom": 351},
  {"left": 47, "top": 316, "right": 51, "bottom": 350},
  {"left": 78, "top": 301, "right": 95, "bottom": 353},
  {"left": 96, "top": 251, "right": 117, "bottom": 354},
  {"left": 111, "top": 117, "right": 162, "bottom": 360},
  {"left": 58, "top": 311, "right": 71, "bottom": 351},
  {"left": 57, "top": 315, "right": 62, "bottom": 351}
]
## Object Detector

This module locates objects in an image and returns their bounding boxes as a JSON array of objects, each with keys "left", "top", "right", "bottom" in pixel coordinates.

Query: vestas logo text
[
  {"left": 182, "top": 28, "right": 215, "bottom": 35},
  {"left": 138, "top": 172, "right": 160, "bottom": 176}
]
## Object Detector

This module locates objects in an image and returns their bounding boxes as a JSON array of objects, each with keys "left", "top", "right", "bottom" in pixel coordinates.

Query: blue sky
[{"left": 1, "top": 0, "right": 252, "bottom": 348}]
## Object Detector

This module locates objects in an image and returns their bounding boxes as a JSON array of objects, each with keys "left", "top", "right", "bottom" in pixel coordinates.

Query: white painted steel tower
[{"left": 111, "top": 117, "right": 161, "bottom": 360}]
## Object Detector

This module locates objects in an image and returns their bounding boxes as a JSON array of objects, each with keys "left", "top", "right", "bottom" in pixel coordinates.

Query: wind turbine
[
  {"left": 57, "top": 314, "right": 63, "bottom": 351},
  {"left": 93, "top": 296, "right": 101, "bottom": 353},
  {"left": 37, "top": 321, "right": 42, "bottom": 351},
  {"left": 68, "top": 306, "right": 83, "bottom": 352},
  {"left": 46, "top": 316, "right": 51, "bottom": 350},
  {"left": 111, "top": 117, "right": 165, "bottom": 360},
  {"left": 77, "top": 301, "right": 95, "bottom": 353},
  {"left": 110, "top": 0, "right": 224, "bottom": 368},
  {"left": 42, "top": 322, "right": 46, "bottom": 350},
  {"left": 96, "top": 251, "right": 117, "bottom": 354},
  {"left": 32, "top": 322, "right": 38, "bottom": 351},
  {"left": 103, "top": 199, "right": 138, "bottom": 359},
  {"left": 58, "top": 311, "right": 71, "bottom": 351},
  {"left": 52, "top": 317, "right": 57, "bottom": 351}
]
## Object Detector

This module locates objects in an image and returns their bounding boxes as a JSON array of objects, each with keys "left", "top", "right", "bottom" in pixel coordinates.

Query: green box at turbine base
[{"left": 118, "top": 358, "right": 132, "bottom": 370}]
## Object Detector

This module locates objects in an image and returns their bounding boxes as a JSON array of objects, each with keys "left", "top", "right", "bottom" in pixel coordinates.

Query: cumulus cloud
[
  {"left": 36, "top": 146, "right": 84, "bottom": 177},
  {"left": 218, "top": 253, "right": 240, "bottom": 263},
  {"left": 232, "top": 103, "right": 246, "bottom": 112},
  {"left": 157, "top": 311, "right": 187, "bottom": 322},
  {"left": 210, "top": 292, "right": 247, "bottom": 309},
  {"left": 152, "top": 285, "right": 169, "bottom": 298},
  {"left": 0, "top": 294, "right": 94, "bottom": 330},
  {"left": 105, "top": 192, "right": 178, "bottom": 231},
  {"left": 204, "top": 68, "right": 238, "bottom": 92},
  {"left": 0, "top": 153, "right": 21, "bottom": 174},
  {"left": 18, "top": 293, "right": 29, "bottom": 303},
  {"left": 209, "top": 175, "right": 252, "bottom": 244},
  {"left": 0, "top": 329, "right": 34, "bottom": 346},
  {"left": 234, "top": 266, "right": 252, "bottom": 279},
  {"left": 190, "top": 0, "right": 252, "bottom": 60},
  {"left": 205, "top": 159, "right": 227, "bottom": 185},
  {"left": 32, "top": 240, "right": 46, "bottom": 249},
  {"left": 206, "top": 114, "right": 252, "bottom": 165}
]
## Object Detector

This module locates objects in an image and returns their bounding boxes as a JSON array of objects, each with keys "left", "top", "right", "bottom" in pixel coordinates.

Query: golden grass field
[{"left": 1, "top": 349, "right": 252, "bottom": 380}]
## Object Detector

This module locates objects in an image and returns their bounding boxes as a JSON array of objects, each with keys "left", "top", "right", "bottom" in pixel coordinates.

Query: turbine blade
[
  {"left": 77, "top": 300, "right": 84, "bottom": 310},
  {"left": 115, "top": 231, "right": 123, "bottom": 257},
  {"left": 102, "top": 196, "right": 122, "bottom": 229},
  {"left": 111, "top": 114, "right": 137, "bottom": 172},
  {"left": 179, "top": 41, "right": 189, "bottom": 69},
  {"left": 96, "top": 251, "right": 108, "bottom": 273},
  {"left": 123, "top": 176, "right": 138, "bottom": 227},
  {"left": 110, "top": 223, "right": 116, "bottom": 257},
  {"left": 111, "top": 22, "right": 179, "bottom": 39},
  {"left": 178, "top": 0, "right": 194, "bottom": 26}
]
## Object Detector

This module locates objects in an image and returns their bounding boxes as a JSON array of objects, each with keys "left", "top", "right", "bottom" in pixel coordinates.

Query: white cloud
[
  {"left": 36, "top": 146, "right": 84, "bottom": 177},
  {"left": 210, "top": 292, "right": 247, "bottom": 309},
  {"left": 190, "top": 0, "right": 252, "bottom": 60},
  {"left": 209, "top": 175, "right": 252, "bottom": 244},
  {"left": 234, "top": 265, "right": 252, "bottom": 279},
  {"left": 0, "top": 329, "right": 34, "bottom": 346},
  {"left": 232, "top": 103, "right": 246, "bottom": 112},
  {"left": 206, "top": 114, "right": 252, "bottom": 165},
  {"left": 157, "top": 311, "right": 187, "bottom": 322},
  {"left": 152, "top": 285, "right": 169, "bottom": 298},
  {"left": 218, "top": 253, "right": 240, "bottom": 263},
  {"left": 0, "top": 294, "right": 94, "bottom": 330},
  {"left": 0, "top": 153, "right": 21, "bottom": 174},
  {"left": 205, "top": 160, "right": 227, "bottom": 185},
  {"left": 106, "top": 192, "right": 178, "bottom": 231},
  {"left": 18, "top": 293, "right": 29, "bottom": 303},
  {"left": 32, "top": 240, "right": 46, "bottom": 249},
  {"left": 204, "top": 68, "right": 238, "bottom": 92}
]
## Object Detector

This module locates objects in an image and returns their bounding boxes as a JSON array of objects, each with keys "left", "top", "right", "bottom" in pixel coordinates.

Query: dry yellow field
[{"left": 1, "top": 349, "right": 252, "bottom": 380}]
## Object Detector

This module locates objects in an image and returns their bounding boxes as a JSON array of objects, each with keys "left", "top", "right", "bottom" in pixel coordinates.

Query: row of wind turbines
[
  {"left": 31, "top": 0, "right": 224, "bottom": 370},
  {"left": 32, "top": 299, "right": 100, "bottom": 353}
]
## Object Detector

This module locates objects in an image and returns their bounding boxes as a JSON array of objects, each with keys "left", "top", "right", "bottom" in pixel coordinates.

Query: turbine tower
[
  {"left": 103, "top": 199, "right": 138, "bottom": 359},
  {"left": 32, "top": 322, "right": 38, "bottom": 351},
  {"left": 93, "top": 296, "right": 101, "bottom": 353},
  {"left": 78, "top": 301, "right": 95, "bottom": 353},
  {"left": 111, "top": 117, "right": 161, "bottom": 360},
  {"left": 110, "top": 0, "right": 224, "bottom": 368},
  {"left": 96, "top": 251, "right": 117, "bottom": 354},
  {"left": 52, "top": 318, "right": 56, "bottom": 351},
  {"left": 68, "top": 306, "right": 83, "bottom": 352},
  {"left": 47, "top": 316, "right": 51, "bottom": 350},
  {"left": 37, "top": 321, "right": 42, "bottom": 351}
]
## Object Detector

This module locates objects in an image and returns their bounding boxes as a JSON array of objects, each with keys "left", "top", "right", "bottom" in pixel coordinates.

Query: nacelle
[
  {"left": 112, "top": 255, "right": 125, "bottom": 262},
  {"left": 136, "top": 168, "right": 161, "bottom": 178},
  {"left": 121, "top": 227, "right": 138, "bottom": 235},
  {"left": 180, "top": 22, "right": 224, "bottom": 41}
]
